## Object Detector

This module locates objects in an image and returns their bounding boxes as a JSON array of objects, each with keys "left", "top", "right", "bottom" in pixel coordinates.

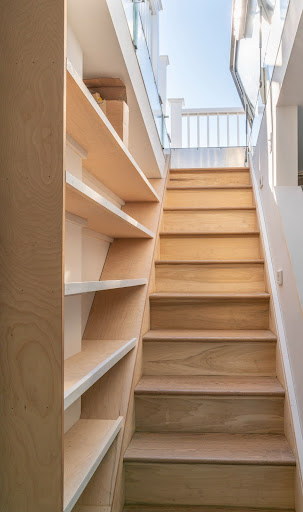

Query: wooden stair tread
[
  {"left": 150, "top": 292, "right": 270, "bottom": 302},
  {"left": 124, "top": 507, "right": 294, "bottom": 512},
  {"left": 155, "top": 260, "right": 264, "bottom": 265},
  {"left": 167, "top": 186, "right": 253, "bottom": 190},
  {"left": 170, "top": 167, "right": 250, "bottom": 172},
  {"left": 160, "top": 231, "right": 260, "bottom": 237},
  {"left": 135, "top": 376, "right": 284, "bottom": 396},
  {"left": 143, "top": 329, "right": 277, "bottom": 342},
  {"left": 163, "top": 207, "right": 256, "bottom": 211},
  {"left": 124, "top": 432, "right": 294, "bottom": 465}
]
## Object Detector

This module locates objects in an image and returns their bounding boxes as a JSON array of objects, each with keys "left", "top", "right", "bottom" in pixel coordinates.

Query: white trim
[
  {"left": 65, "top": 211, "right": 88, "bottom": 227},
  {"left": 66, "top": 133, "right": 88, "bottom": 159},
  {"left": 249, "top": 153, "right": 303, "bottom": 474},
  {"left": 65, "top": 278, "right": 147, "bottom": 296},
  {"left": 82, "top": 227, "right": 113, "bottom": 244}
]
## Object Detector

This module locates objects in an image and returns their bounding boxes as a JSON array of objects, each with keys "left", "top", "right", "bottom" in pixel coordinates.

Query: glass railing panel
[{"left": 121, "top": 0, "right": 170, "bottom": 149}]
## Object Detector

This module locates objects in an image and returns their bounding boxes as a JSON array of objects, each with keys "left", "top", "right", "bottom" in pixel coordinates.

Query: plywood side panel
[
  {"left": 78, "top": 170, "right": 169, "bottom": 509},
  {"left": 0, "top": 0, "right": 65, "bottom": 510}
]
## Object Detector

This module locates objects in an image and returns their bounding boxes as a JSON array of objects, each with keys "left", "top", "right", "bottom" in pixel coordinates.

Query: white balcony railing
[{"left": 168, "top": 99, "right": 246, "bottom": 149}]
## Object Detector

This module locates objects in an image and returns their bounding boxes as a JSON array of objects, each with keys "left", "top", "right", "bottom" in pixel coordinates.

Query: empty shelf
[
  {"left": 66, "top": 60, "right": 159, "bottom": 202},
  {"left": 65, "top": 171, "right": 154, "bottom": 239},
  {"left": 65, "top": 278, "right": 147, "bottom": 296},
  {"left": 64, "top": 338, "right": 137, "bottom": 410},
  {"left": 64, "top": 417, "right": 123, "bottom": 512}
]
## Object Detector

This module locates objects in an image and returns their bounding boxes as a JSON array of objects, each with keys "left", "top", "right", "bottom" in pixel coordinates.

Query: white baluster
[
  {"left": 207, "top": 115, "right": 210, "bottom": 147},
  {"left": 227, "top": 113, "right": 230, "bottom": 147},
  {"left": 187, "top": 115, "right": 190, "bottom": 148},
  {"left": 237, "top": 114, "right": 240, "bottom": 146},
  {"left": 197, "top": 115, "right": 200, "bottom": 147},
  {"left": 217, "top": 114, "right": 220, "bottom": 146}
]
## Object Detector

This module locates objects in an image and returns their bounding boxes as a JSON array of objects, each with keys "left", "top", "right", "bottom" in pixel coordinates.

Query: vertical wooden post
[{"left": 0, "top": 1, "right": 65, "bottom": 510}]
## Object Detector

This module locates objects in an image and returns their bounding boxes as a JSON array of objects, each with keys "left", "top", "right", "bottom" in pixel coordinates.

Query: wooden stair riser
[
  {"left": 162, "top": 210, "right": 258, "bottom": 233},
  {"left": 165, "top": 189, "right": 254, "bottom": 208},
  {"left": 125, "top": 463, "right": 294, "bottom": 508},
  {"left": 155, "top": 263, "right": 265, "bottom": 293},
  {"left": 124, "top": 507, "right": 295, "bottom": 512},
  {"left": 143, "top": 340, "right": 276, "bottom": 376},
  {"left": 134, "top": 395, "right": 284, "bottom": 434},
  {"left": 160, "top": 235, "right": 261, "bottom": 260},
  {"left": 150, "top": 299, "right": 269, "bottom": 330},
  {"left": 168, "top": 170, "right": 251, "bottom": 187}
]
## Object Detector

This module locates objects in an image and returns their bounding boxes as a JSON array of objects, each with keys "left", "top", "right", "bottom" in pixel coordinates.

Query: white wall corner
[{"left": 276, "top": 105, "right": 298, "bottom": 185}]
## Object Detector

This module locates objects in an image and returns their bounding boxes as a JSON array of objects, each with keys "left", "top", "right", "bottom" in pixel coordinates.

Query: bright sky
[{"left": 159, "top": 0, "right": 242, "bottom": 109}]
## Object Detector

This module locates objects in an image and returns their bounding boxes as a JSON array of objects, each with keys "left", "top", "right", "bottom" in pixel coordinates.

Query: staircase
[{"left": 123, "top": 167, "right": 296, "bottom": 511}]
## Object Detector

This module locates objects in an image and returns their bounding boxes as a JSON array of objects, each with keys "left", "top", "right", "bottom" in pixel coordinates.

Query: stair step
[
  {"left": 143, "top": 329, "right": 277, "bottom": 342},
  {"left": 155, "top": 260, "right": 265, "bottom": 293},
  {"left": 161, "top": 208, "right": 258, "bottom": 233},
  {"left": 168, "top": 168, "right": 251, "bottom": 186},
  {"left": 165, "top": 187, "right": 254, "bottom": 208},
  {"left": 124, "top": 433, "right": 294, "bottom": 508},
  {"left": 143, "top": 330, "right": 276, "bottom": 376},
  {"left": 150, "top": 293, "right": 270, "bottom": 330},
  {"left": 135, "top": 375, "right": 284, "bottom": 396},
  {"left": 125, "top": 432, "right": 294, "bottom": 464},
  {"left": 124, "top": 507, "right": 295, "bottom": 512},
  {"left": 134, "top": 375, "right": 284, "bottom": 434},
  {"left": 160, "top": 232, "right": 261, "bottom": 260}
]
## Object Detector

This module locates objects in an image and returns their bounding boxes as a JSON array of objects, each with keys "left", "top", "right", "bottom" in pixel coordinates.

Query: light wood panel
[
  {"left": 162, "top": 208, "right": 258, "bottom": 233},
  {"left": 155, "top": 261, "right": 265, "bottom": 293},
  {"left": 169, "top": 169, "right": 251, "bottom": 186},
  {"left": 64, "top": 339, "right": 136, "bottom": 409},
  {"left": 65, "top": 172, "right": 154, "bottom": 238},
  {"left": 165, "top": 187, "right": 254, "bottom": 208},
  {"left": 125, "top": 432, "right": 295, "bottom": 464},
  {"left": 160, "top": 233, "right": 261, "bottom": 260},
  {"left": 78, "top": 175, "right": 169, "bottom": 509},
  {"left": 150, "top": 293, "right": 270, "bottom": 330},
  {"left": 66, "top": 60, "right": 159, "bottom": 202},
  {"left": 0, "top": 1, "right": 64, "bottom": 510},
  {"left": 135, "top": 393, "right": 284, "bottom": 433},
  {"left": 143, "top": 339, "right": 276, "bottom": 376},
  {"left": 65, "top": 278, "right": 147, "bottom": 296},
  {"left": 64, "top": 418, "right": 123, "bottom": 512},
  {"left": 125, "top": 463, "right": 295, "bottom": 508}
]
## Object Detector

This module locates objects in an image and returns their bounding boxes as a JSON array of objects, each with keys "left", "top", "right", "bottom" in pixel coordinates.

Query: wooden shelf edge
[
  {"left": 65, "top": 278, "right": 147, "bottom": 296},
  {"left": 66, "top": 59, "right": 160, "bottom": 203},
  {"left": 65, "top": 171, "right": 154, "bottom": 239},
  {"left": 64, "top": 417, "right": 123, "bottom": 512},
  {"left": 64, "top": 338, "right": 137, "bottom": 410}
]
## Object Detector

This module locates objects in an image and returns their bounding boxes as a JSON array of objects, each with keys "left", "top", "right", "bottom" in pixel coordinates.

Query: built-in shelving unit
[
  {"left": 64, "top": 417, "right": 123, "bottom": 512},
  {"left": 62, "top": 41, "right": 166, "bottom": 512},
  {"left": 65, "top": 172, "right": 154, "bottom": 238},
  {"left": 65, "top": 278, "right": 147, "bottom": 296},
  {"left": 64, "top": 338, "right": 137, "bottom": 409},
  {"left": 66, "top": 60, "right": 159, "bottom": 203}
]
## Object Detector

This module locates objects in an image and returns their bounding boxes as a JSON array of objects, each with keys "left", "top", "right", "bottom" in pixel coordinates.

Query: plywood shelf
[
  {"left": 66, "top": 60, "right": 159, "bottom": 203},
  {"left": 64, "top": 338, "right": 137, "bottom": 410},
  {"left": 64, "top": 417, "right": 123, "bottom": 512},
  {"left": 65, "top": 172, "right": 154, "bottom": 239},
  {"left": 65, "top": 278, "right": 147, "bottom": 296}
]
